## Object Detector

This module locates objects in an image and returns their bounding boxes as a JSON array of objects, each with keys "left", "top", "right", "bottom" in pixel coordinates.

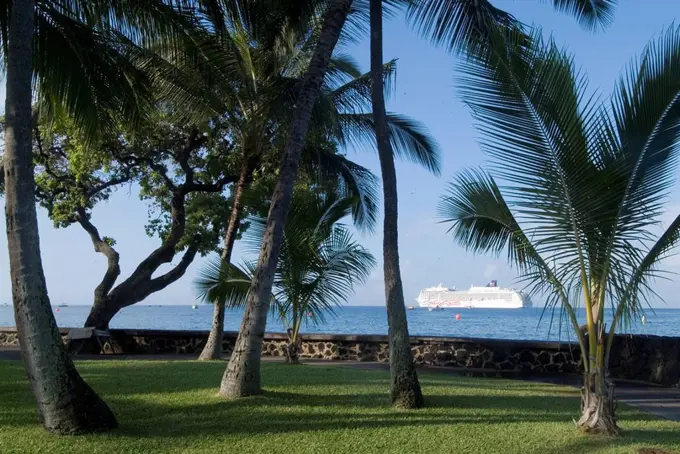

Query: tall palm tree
[
  {"left": 360, "top": 0, "right": 617, "bottom": 410},
  {"left": 2, "top": 0, "right": 118, "bottom": 434},
  {"left": 196, "top": 190, "right": 376, "bottom": 365},
  {"left": 1, "top": 0, "right": 205, "bottom": 433},
  {"left": 369, "top": 0, "right": 426, "bottom": 409},
  {"left": 220, "top": 0, "right": 355, "bottom": 398},
  {"left": 438, "top": 26, "right": 680, "bottom": 435}
]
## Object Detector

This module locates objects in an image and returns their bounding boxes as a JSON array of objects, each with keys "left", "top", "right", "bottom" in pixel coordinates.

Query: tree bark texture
[
  {"left": 199, "top": 163, "right": 250, "bottom": 360},
  {"left": 578, "top": 372, "right": 619, "bottom": 435},
  {"left": 219, "top": 0, "right": 354, "bottom": 398},
  {"left": 370, "top": 0, "right": 424, "bottom": 409},
  {"left": 3, "top": 0, "right": 117, "bottom": 434}
]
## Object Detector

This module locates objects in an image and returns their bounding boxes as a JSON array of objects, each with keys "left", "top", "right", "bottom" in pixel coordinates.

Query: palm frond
[
  {"left": 599, "top": 25, "right": 680, "bottom": 283},
  {"left": 194, "top": 255, "right": 254, "bottom": 308},
  {"left": 301, "top": 146, "right": 379, "bottom": 232},
  {"left": 325, "top": 59, "right": 397, "bottom": 114},
  {"left": 456, "top": 26, "right": 609, "bottom": 289},
  {"left": 406, "top": 0, "right": 520, "bottom": 54},
  {"left": 549, "top": 0, "right": 617, "bottom": 31},
  {"left": 338, "top": 112, "right": 441, "bottom": 175},
  {"left": 438, "top": 168, "right": 587, "bottom": 351},
  {"left": 303, "top": 226, "right": 375, "bottom": 324}
]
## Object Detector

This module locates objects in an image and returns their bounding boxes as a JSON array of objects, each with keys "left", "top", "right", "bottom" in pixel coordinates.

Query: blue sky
[{"left": 1, "top": 1, "right": 680, "bottom": 307}]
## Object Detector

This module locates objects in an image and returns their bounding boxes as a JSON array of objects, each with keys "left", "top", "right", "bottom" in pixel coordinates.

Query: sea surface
[{"left": 1, "top": 305, "right": 678, "bottom": 341}]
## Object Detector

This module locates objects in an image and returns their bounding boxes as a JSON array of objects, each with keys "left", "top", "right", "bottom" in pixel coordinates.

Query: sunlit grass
[{"left": 0, "top": 360, "right": 678, "bottom": 453}]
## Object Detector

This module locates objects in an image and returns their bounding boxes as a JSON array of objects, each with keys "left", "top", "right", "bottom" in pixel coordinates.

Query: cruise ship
[{"left": 416, "top": 280, "right": 532, "bottom": 309}]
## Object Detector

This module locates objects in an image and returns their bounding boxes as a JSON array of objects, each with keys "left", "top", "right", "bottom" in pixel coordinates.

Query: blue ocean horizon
[{"left": 1, "top": 304, "right": 679, "bottom": 342}]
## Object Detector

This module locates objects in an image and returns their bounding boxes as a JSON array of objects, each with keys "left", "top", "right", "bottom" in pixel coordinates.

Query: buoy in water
[
  {"left": 55, "top": 308, "right": 60, "bottom": 312},
  {"left": 455, "top": 314, "right": 461, "bottom": 321}
]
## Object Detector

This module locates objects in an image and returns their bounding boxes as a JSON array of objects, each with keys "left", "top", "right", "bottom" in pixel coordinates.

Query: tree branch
[
  {"left": 85, "top": 174, "right": 134, "bottom": 198},
  {"left": 147, "top": 241, "right": 200, "bottom": 294},
  {"left": 76, "top": 208, "right": 121, "bottom": 297},
  {"left": 184, "top": 173, "right": 237, "bottom": 192}
]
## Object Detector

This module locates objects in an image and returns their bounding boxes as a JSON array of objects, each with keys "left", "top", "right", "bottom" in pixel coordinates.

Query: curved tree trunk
[
  {"left": 3, "top": 0, "right": 117, "bottom": 434},
  {"left": 199, "top": 164, "right": 250, "bottom": 360},
  {"left": 83, "top": 191, "right": 199, "bottom": 329},
  {"left": 220, "top": 0, "right": 353, "bottom": 398},
  {"left": 370, "top": 0, "right": 423, "bottom": 409}
]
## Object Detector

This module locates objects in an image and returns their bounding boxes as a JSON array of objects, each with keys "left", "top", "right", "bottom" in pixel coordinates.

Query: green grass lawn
[{"left": 1, "top": 361, "right": 679, "bottom": 454}]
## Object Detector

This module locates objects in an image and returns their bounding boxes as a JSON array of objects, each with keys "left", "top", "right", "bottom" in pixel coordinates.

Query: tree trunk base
[
  {"left": 578, "top": 378, "right": 619, "bottom": 435},
  {"left": 42, "top": 355, "right": 118, "bottom": 434},
  {"left": 198, "top": 343, "right": 221, "bottom": 361},
  {"left": 284, "top": 342, "right": 300, "bottom": 365},
  {"left": 219, "top": 349, "right": 264, "bottom": 399},
  {"left": 391, "top": 371, "right": 425, "bottom": 409},
  {"left": 218, "top": 377, "right": 264, "bottom": 399}
]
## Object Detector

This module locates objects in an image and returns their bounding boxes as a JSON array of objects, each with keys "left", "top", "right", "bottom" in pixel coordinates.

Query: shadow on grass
[
  {"left": 104, "top": 394, "right": 580, "bottom": 439},
  {"left": 1, "top": 359, "right": 678, "bottom": 453},
  {"left": 536, "top": 429, "right": 680, "bottom": 454}
]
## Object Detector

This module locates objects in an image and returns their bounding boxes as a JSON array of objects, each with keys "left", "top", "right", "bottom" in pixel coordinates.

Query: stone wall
[{"left": 1, "top": 327, "right": 678, "bottom": 386}]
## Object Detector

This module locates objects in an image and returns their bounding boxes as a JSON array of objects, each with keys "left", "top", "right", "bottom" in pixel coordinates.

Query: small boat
[
  {"left": 58, "top": 303, "right": 68, "bottom": 308},
  {"left": 428, "top": 306, "right": 443, "bottom": 312},
  {"left": 642, "top": 315, "right": 648, "bottom": 325},
  {"left": 192, "top": 304, "right": 198, "bottom": 310},
  {"left": 407, "top": 306, "right": 415, "bottom": 310}
]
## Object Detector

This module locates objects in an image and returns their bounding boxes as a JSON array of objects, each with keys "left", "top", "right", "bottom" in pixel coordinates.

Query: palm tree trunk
[
  {"left": 3, "top": 0, "right": 117, "bottom": 434},
  {"left": 578, "top": 342, "right": 619, "bottom": 434},
  {"left": 370, "top": 0, "right": 424, "bottom": 409},
  {"left": 219, "top": 0, "right": 353, "bottom": 398},
  {"left": 199, "top": 163, "right": 250, "bottom": 360}
]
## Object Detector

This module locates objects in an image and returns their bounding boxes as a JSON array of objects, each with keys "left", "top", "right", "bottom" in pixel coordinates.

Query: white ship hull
[
  {"left": 418, "top": 299, "right": 525, "bottom": 309},
  {"left": 416, "top": 282, "right": 532, "bottom": 309}
]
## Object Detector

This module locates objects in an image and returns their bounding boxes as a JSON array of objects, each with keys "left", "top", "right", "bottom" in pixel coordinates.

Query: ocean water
[{"left": 1, "top": 305, "right": 678, "bottom": 341}]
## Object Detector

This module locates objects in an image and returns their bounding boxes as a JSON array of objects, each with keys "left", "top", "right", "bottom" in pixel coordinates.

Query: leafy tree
[
  {"left": 33, "top": 115, "right": 237, "bottom": 330},
  {"left": 195, "top": 189, "right": 375, "bottom": 364},
  {"left": 438, "top": 26, "right": 680, "bottom": 435}
]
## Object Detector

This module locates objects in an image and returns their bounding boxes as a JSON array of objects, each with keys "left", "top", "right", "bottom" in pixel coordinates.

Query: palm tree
[
  {"left": 1, "top": 0, "right": 206, "bottom": 433},
  {"left": 196, "top": 190, "right": 375, "bottom": 365},
  {"left": 2, "top": 0, "right": 118, "bottom": 434},
  {"left": 437, "top": 26, "right": 680, "bottom": 435},
  {"left": 369, "top": 0, "right": 426, "bottom": 409},
  {"left": 218, "top": 0, "right": 618, "bottom": 399},
  {"left": 360, "top": 0, "right": 617, "bottom": 411},
  {"left": 216, "top": 0, "right": 434, "bottom": 399},
  {"left": 191, "top": 14, "right": 393, "bottom": 360}
]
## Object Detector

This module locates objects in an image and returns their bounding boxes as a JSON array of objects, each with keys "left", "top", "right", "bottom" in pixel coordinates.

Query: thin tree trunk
[
  {"left": 370, "top": 0, "right": 424, "bottom": 409},
  {"left": 220, "top": 0, "right": 353, "bottom": 398},
  {"left": 3, "top": 0, "right": 117, "bottom": 434},
  {"left": 199, "top": 164, "right": 250, "bottom": 360}
]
